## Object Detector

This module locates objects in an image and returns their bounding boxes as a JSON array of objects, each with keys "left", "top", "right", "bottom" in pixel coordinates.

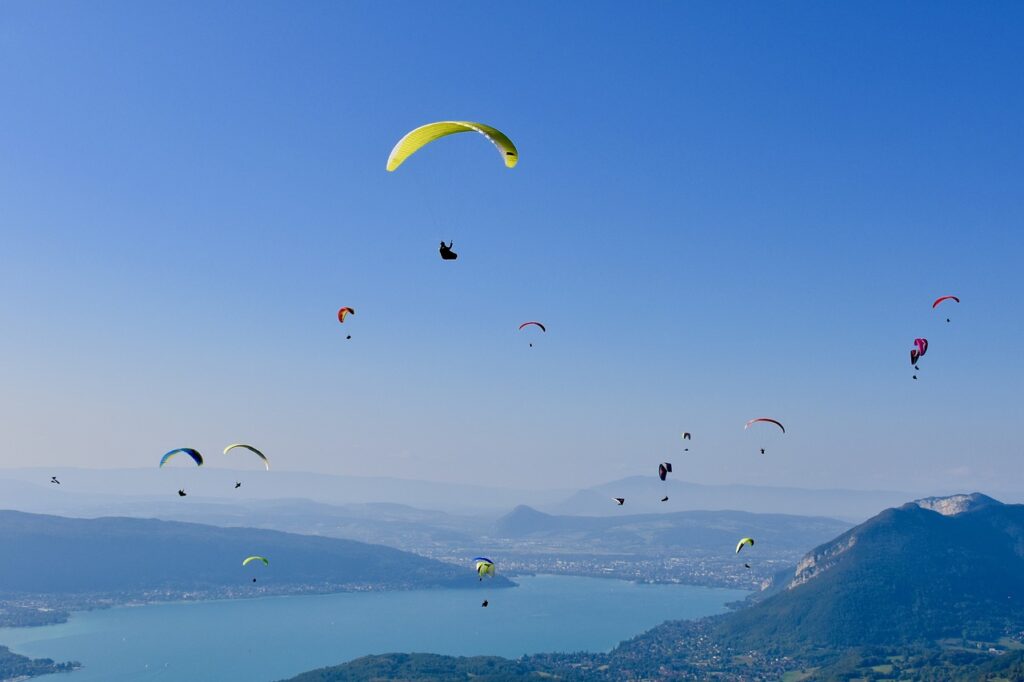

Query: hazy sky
[{"left": 1, "top": 1, "right": 1022, "bottom": 494}]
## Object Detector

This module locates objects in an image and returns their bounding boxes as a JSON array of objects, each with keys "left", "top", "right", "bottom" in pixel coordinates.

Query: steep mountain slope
[{"left": 713, "top": 494, "right": 1024, "bottom": 649}]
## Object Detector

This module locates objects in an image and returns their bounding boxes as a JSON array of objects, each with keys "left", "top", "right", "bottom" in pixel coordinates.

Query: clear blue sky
[{"left": 1, "top": 1, "right": 1021, "bottom": 494}]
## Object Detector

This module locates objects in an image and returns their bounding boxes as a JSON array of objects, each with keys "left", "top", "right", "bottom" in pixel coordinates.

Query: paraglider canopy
[
  {"left": 518, "top": 321, "right": 546, "bottom": 332},
  {"left": 612, "top": 497, "right": 625, "bottom": 506},
  {"left": 744, "top": 418, "right": 785, "bottom": 434},
  {"left": 386, "top": 121, "right": 518, "bottom": 172},
  {"left": 736, "top": 537, "right": 755, "bottom": 554},
  {"left": 474, "top": 557, "right": 495, "bottom": 579},
  {"left": 223, "top": 444, "right": 269, "bottom": 471},
  {"left": 932, "top": 295, "right": 960, "bottom": 308},
  {"left": 160, "top": 448, "right": 203, "bottom": 467},
  {"left": 658, "top": 463, "right": 672, "bottom": 481},
  {"left": 337, "top": 307, "right": 355, "bottom": 324},
  {"left": 242, "top": 556, "right": 269, "bottom": 567},
  {"left": 681, "top": 432, "right": 691, "bottom": 440},
  {"left": 914, "top": 338, "right": 928, "bottom": 357}
]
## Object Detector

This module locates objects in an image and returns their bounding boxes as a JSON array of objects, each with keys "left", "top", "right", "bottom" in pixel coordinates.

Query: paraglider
[
  {"left": 160, "top": 448, "right": 203, "bottom": 467},
  {"left": 658, "top": 462, "right": 672, "bottom": 481},
  {"left": 50, "top": 476, "right": 60, "bottom": 485},
  {"left": 386, "top": 121, "right": 518, "bottom": 172},
  {"left": 223, "top": 444, "right": 269, "bottom": 470},
  {"left": 481, "top": 600, "right": 489, "bottom": 608},
  {"left": 745, "top": 419, "right": 784, "bottom": 454},
  {"left": 612, "top": 497, "right": 625, "bottom": 506},
  {"left": 474, "top": 557, "right": 495, "bottom": 581},
  {"left": 243, "top": 555, "right": 268, "bottom": 583},
  {"left": 439, "top": 241, "right": 458, "bottom": 260},
  {"left": 681, "top": 432, "right": 691, "bottom": 451},
  {"left": 178, "top": 489, "right": 187, "bottom": 497},
  {"left": 519, "top": 321, "right": 546, "bottom": 347},
  {"left": 235, "top": 482, "right": 242, "bottom": 489},
  {"left": 933, "top": 295, "right": 960, "bottom": 322},
  {"left": 736, "top": 537, "right": 755, "bottom": 554},
  {"left": 338, "top": 307, "right": 355, "bottom": 340},
  {"left": 661, "top": 496, "right": 669, "bottom": 502},
  {"left": 911, "top": 338, "right": 928, "bottom": 379}
]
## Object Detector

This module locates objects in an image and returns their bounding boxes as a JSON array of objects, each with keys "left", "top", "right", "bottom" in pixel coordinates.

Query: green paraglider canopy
[
  {"left": 387, "top": 121, "right": 518, "bottom": 172},
  {"left": 735, "top": 537, "right": 755, "bottom": 554}
]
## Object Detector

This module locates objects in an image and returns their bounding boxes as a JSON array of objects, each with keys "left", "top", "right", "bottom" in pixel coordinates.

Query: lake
[{"left": 0, "top": 575, "right": 747, "bottom": 681}]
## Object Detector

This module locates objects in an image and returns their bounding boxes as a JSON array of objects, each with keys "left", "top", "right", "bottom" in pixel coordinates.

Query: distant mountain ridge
[
  {"left": 546, "top": 475, "right": 924, "bottom": 521},
  {"left": 0, "top": 467, "right": 973, "bottom": 521},
  {"left": 492, "top": 505, "right": 850, "bottom": 554},
  {"left": 0, "top": 510, "right": 507, "bottom": 597}
]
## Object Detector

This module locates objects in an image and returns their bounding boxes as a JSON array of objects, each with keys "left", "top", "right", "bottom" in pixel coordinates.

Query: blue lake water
[{"left": 0, "top": 575, "right": 747, "bottom": 682}]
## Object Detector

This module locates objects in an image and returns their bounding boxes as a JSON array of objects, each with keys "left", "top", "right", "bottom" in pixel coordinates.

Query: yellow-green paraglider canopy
[
  {"left": 386, "top": 121, "right": 518, "bottom": 172},
  {"left": 242, "top": 556, "right": 269, "bottom": 567},
  {"left": 473, "top": 557, "right": 495, "bottom": 579}
]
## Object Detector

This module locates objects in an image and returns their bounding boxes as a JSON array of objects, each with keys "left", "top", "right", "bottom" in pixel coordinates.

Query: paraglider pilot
[{"left": 439, "top": 241, "right": 458, "bottom": 260}]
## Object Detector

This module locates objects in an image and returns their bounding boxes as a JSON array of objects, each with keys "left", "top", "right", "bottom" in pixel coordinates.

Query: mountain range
[
  {"left": 491, "top": 504, "right": 850, "bottom": 555},
  {"left": 280, "top": 493, "right": 1024, "bottom": 680},
  {"left": 0, "top": 466, "right": 970, "bottom": 521}
]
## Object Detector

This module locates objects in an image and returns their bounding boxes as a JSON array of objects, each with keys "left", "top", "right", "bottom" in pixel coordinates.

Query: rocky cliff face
[
  {"left": 788, "top": 533, "right": 857, "bottom": 588},
  {"left": 912, "top": 492, "right": 1000, "bottom": 517}
]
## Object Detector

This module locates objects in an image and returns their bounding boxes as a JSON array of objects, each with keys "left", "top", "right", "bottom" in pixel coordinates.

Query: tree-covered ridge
[
  {"left": 0, "top": 510, "right": 508, "bottom": 597},
  {"left": 284, "top": 653, "right": 550, "bottom": 682},
  {"left": 0, "top": 644, "right": 78, "bottom": 679}
]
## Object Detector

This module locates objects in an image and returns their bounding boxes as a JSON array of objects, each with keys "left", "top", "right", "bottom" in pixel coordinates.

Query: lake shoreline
[
  {"left": 0, "top": 575, "right": 749, "bottom": 682},
  {"left": 0, "top": 577, "right": 517, "bottom": 630}
]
